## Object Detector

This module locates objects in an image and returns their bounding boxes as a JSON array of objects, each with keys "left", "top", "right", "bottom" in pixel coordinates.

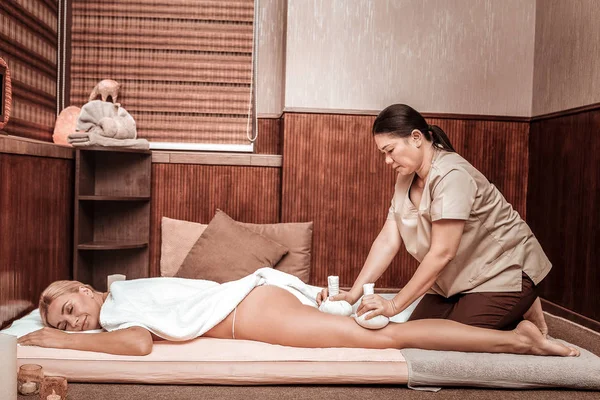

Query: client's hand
[
  {"left": 356, "top": 294, "right": 396, "bottom": 320},
  {"left": 316, "top": 288, "right": 357, "bottom": 306},
  {"left": 18, "top": 327, "right": 70, "bottom": 349}
]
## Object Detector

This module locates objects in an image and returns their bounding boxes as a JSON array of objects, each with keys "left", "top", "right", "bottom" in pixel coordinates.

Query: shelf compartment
[
  {"left": 76, "top": 201, "right": 150, "bottom": 246},
  {"left": 75, "top": 248, "right": 149, "bottom": 291},
  {"left": 79, "top": 195, "right": 151, "bottom": 201},
  {"left": 77, "top": 149, "right": 151, "bottom": 197},
  {"left": 78, "top": 241, "right": 149, "bottom": 250}
]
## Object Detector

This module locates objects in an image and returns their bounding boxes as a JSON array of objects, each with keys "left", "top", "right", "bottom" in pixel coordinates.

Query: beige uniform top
[{"left": 388, "top": 151, "right": 551, "bottom": 298}]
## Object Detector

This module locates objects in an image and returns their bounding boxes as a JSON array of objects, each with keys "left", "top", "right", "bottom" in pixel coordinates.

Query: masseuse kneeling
[{"left": 317, "top": 104, "right": 550, "bottom": 334}]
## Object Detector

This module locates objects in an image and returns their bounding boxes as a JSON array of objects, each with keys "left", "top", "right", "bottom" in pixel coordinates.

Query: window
[{"left": 68, "top": 0, "right": 257, "bottom": 152}]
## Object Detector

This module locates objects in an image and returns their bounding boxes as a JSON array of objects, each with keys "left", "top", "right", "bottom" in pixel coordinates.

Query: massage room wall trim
[
  {"left": 528, "top": 104, "right": 600, "bottom": 331},
  {"left": 0, "top": 136, "right": 73, "bottom": 330}
]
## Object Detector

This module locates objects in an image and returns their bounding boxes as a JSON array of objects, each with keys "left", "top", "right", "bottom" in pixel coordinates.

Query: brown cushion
[
  {"left": 160, "top": 217, "right": 208, "bottom": 277},
  {"left": 175, "top": 210, "right": 289, "bottom": 283},
  {"left": 238, "top": 221, "right": 313, "bottom": 283}
]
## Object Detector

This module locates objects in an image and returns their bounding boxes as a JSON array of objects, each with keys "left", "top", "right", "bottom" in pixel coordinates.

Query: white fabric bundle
[
  {"left": 68, "top": 100, "right": 149, "bottom": 149},
  {"left": 100, "top": 268, "right": 322, "bottom": 341},
  {"left": 77, "top": 100, "right": 137, "bottom": 139}
]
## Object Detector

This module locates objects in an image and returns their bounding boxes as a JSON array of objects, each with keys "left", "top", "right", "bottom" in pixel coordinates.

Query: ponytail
[
  {"left": 373, "top": 104, "right": 456, "bottom": 153},
  {"left": 428, "top": 125, "right": 455, "bottom": 152}
]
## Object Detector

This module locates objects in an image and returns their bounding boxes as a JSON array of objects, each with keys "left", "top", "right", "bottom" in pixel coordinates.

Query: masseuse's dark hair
[{"left": 372, "top": 104, "right": 455, "bottom": 152}]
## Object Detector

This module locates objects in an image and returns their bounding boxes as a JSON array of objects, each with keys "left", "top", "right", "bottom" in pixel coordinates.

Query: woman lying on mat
[
  {"left": 318, "top": 104, "right": 550, "bottom": 335},
  {"left": 17, "top": 269, "right": 578, "bottom": 357}
]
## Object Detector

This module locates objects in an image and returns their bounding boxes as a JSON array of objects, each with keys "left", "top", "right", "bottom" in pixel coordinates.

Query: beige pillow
[
  {"left": 238, "top": 221, "right": 313, "bottom": 283},
  {"left": 160, "top": 217, "right": 207, "bottom": 277},
  {"left": 175, "top": 210, "right": 289, "bottom": 283}
]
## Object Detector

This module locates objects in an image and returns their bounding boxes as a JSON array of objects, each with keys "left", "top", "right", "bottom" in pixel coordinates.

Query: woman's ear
[
  {"left": 411, "top": 129, "right": 422, "bottom": 147},
  {"left": 79, "top": 286, "right": 94, "bottom": 298}
]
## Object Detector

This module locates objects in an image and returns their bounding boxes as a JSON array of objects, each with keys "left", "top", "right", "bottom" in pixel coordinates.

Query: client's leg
[{"left": 234, "top": 285, "right": 578, "bottom": 357}]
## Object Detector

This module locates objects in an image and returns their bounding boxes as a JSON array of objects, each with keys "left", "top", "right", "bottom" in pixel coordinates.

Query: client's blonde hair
[{"left": 39, "top": 280, "right": 95, "bottom": 326}]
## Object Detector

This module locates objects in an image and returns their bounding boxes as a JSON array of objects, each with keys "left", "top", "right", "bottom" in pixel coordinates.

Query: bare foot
[
  {"left": 514, "top": 320, "right": 579, "bottom": 357},
  {"left": 523, "top": 297, "right": 549, "bottom": 338}
]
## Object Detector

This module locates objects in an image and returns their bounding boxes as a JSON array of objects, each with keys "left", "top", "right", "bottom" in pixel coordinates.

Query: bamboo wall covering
[
  {"left": 0, "top": 0, "right": 58, "bottom": 141},
  {"left": 0, "top": 152, "right": 72, "bottom": 329},
  {"left": 528, "top": 107, "right": 600, "bottom": 323},
  {"left": 70, "top": 0, "right": 255, "bottom": 145},
  {"left": 149, "top": 163, "right": 281, "bottom": 277}
]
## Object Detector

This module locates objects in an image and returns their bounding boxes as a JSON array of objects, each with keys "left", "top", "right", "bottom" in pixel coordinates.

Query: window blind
[
  {"left": 69, "top": 0, "right": 256, "bottom": 147},
  {"left": 0, "top": 0, "right": 58, "bottom": 141}
]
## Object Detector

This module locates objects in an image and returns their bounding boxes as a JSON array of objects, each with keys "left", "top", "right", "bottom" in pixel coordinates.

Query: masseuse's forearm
[
  {"left": 70, "top": 327, "right": 153, "bottom": 356},
  {"left": 391, "top": 251, "right": 451, "bottom": 312},
  {"left": 351, "top": 233, "right": 400, "bottom": 298}
]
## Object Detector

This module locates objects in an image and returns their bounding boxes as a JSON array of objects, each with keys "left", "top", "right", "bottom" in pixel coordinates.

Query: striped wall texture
[
  {"left": 529, "top": 107, "right": 600, "bottom": 323},
  {"left": 69, "top": 0, "right": 255, "bottom": 145},
  {"left": 149, "top": 163, "right": 281, "bottom": 277},
  {"left": 0, "top": 0, "right": 58, "bottom": 140},
  {"left": 281, "top": 113, "right": 529, "bottom": 288},
  {"left": 256, "top": 117, "right": 281, "bottom": 155},
  {"left": 0, "top": 152, "right": 72, "bottom": 329}
]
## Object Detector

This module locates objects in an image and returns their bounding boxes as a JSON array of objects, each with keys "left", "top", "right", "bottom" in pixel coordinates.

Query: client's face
[{"left": 46, "top": 287, "right": 102, "bottom": 331}]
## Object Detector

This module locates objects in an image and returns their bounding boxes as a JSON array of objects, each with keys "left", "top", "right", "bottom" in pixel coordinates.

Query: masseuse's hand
[
  {"left": 316, "top": 288, "right": 358, "bottom": 306},
  {"left": 357, "top": 294, "right": 396, "bottom": 319},
  {"left": 18, "top": 327, "right": 69, "bottom": 349}
]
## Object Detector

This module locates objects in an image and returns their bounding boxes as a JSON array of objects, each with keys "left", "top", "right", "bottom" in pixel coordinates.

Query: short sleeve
[
  {"left": 430, "top": 169, "right": 477, "bottom": 221},
  {"left": 387, "top": 193, "right": 396, "bottom": 220}
]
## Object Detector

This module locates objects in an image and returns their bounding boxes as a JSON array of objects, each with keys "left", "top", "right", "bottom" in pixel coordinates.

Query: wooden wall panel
[
  {"left": 427, "top": 117, "right": 530, "bottom": 218},
  {"left": 282, "top": 113, "right": 529, "bottom": 287},
  {"left": 528, "top": 108, "right": 600, "bottom": 323},
  {"left": 149, "top": 163, "right": 281, "bottom": 277},
  {"left": 256, "top": 117, "right": 282, "bottom": 155},
  {"left": 0, "top": 153, "right": 73, "bottom": 329}
]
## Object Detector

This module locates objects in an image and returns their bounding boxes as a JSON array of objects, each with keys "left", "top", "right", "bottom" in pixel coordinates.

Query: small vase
[{"left": 17, "top": 364, "right": 43, "bottom": 396}]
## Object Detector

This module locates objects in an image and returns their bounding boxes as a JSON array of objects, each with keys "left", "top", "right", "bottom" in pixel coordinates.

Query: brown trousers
[{"left": 408, "top": 273, "right": 538, "bottom": 330}]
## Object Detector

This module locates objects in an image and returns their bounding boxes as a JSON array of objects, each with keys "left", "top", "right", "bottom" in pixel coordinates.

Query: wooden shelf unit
[{"left": 73, "top": 147, "right": 152, "bottom": 291}]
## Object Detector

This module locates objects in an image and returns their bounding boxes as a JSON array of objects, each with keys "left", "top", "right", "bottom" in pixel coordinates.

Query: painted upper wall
[
  {"left": 257, "top": 0, "right": 286, "bottom": 116},
  {"left": 281, "top": 0, "right": 536, "bottom": 116},
  {"left": 532, "top": 0, "right": 600, "bottom": 116}
]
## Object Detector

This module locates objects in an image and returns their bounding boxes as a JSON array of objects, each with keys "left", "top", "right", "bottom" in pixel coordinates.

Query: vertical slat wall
[
  {"left": 149, "top": 163, "right": 281, "bottom": 277},
  {"left": 282, "top": 113, "right": 530, "bottom": 288},
  {"left": 0, "top": 1, "right": 58, "bottom": 140},
  {"left": 529, "top": 108, "right": 600, "bottom": 323},
  {"left": 0, "top": 149, "right": 73, "bottom": 329},
  {"left": 256, "top": 117, "right": 281, "bottom": 154},
  {"left": 70, "top": 0, "right": 255, "bottom": 145}
]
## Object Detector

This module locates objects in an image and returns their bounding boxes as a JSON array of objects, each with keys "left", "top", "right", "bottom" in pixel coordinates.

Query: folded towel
[
  {"left": 68, "top": 131, "right": 149, "bottom": 150},
  {"left": 402, "top": 340, "right": 600, "bottom": 390},
  {"left": 77, "top": 100, "right": 137, "bottom": 139},
  {"left": 68, "top": 100, "right": 149, "bottom": 149}
]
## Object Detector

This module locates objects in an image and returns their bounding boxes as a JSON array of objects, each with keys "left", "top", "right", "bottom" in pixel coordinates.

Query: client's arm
[{"left": 18, "top": 326, "right": 153, "bottom": 356}]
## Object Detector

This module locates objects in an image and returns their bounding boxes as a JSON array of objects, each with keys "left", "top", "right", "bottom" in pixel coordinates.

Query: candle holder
[
  {"left": 40, "top": 376, "right": 68, "bottom": 400},
  {"left": 17, "top": 364, "right": 44, "bottom": 396}
]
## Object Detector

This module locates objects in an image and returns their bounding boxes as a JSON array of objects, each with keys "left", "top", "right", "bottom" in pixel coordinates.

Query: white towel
[{"left": 100, "top": 268, "right": 322, "bottom": 341}]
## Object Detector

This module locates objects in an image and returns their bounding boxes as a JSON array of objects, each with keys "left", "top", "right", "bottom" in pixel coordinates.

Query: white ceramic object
[
  {"left": 318, "top": 276, "right": 353, "bottom": 317},
  {"left": 354, "top": 283, "right": 390, "bottom": 330},
  {"left": 0, "top": 333, "right": 17, "bottom": 400},
  {"left": 107, "top": 274, "right": 126, "bottom": 289}
]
